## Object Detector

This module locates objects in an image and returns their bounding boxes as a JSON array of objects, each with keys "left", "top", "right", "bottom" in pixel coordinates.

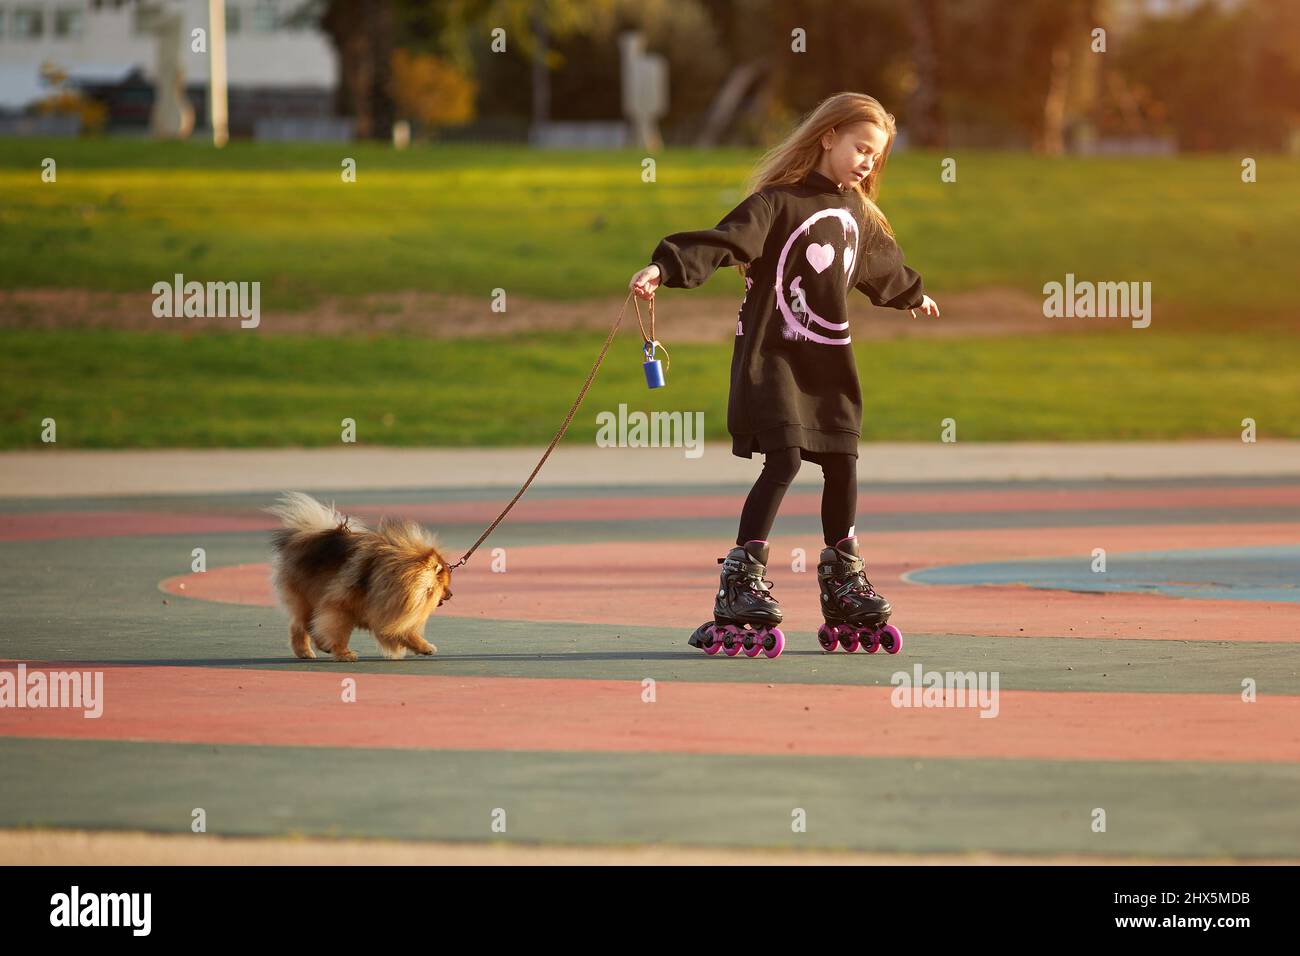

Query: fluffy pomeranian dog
[{"left": 266, "top": 492, "right": 453, "bottom": 662}]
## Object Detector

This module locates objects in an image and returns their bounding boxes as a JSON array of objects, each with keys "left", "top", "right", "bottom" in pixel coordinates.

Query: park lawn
[
  {"left": 1, "top": 327, "right": 1295, "bottom": 448},
  {"left": 1, "top": 140, "right": 1295, "bottom": 315}
]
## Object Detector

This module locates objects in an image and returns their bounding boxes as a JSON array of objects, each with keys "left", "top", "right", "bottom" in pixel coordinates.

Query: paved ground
[
  {"left": 1, "top": 444, "right": 1298, "bottom": 862},
  {"left": 4, "top": 440, "right": 1300, "bottom": 497},
  {"left": 4, "top": 830, "right": 1284, "bottom": 867}
]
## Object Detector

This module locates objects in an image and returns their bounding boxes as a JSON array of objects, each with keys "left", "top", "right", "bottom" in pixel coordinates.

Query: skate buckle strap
[
  {"left": 720, "top": 552, "right": 776, "bottom": 600},
  {"left": 733, "top": 569, "right": 772, "bottom": 590},
  {"left": 733, "top": 565, "right": 775, "bottom": 596}
]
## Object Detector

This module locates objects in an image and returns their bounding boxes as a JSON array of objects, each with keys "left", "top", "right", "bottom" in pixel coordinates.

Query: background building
[{"left": 0, "top": 0, "right": 336, "bottom": 134}]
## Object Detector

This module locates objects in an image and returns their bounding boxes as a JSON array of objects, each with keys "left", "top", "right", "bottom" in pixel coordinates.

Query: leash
[{"left": 449, "top": 290, "right": 660, "bottom": 571}]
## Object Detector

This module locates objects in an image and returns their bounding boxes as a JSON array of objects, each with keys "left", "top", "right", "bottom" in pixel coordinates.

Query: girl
[{"left": 628, "top": 92, "right": 939, "bottom": 658}]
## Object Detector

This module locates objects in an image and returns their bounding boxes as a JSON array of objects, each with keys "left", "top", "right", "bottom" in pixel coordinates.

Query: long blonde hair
[{"left": 738, "top": 92, "right": 897, "bottom": 276}]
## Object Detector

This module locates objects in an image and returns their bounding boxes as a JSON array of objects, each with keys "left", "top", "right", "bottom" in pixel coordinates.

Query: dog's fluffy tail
[{"left": 265, "top": 492, "right": 365, "bottom": 535}]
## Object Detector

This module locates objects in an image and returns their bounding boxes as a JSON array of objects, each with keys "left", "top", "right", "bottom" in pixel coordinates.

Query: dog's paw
[
  {"left": 293, "top": 646, "right": 317, "bottom": 660},
  {"left": 332, "top": 650, "right": 359, "bottom": 662},
  {"left": 416, "top": 642, "right": 438, "bottom": 656}
]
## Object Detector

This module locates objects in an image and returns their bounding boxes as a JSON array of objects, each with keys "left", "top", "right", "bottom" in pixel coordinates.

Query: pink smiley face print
[{"left": 774, "top": 207, "right": 860, "bottom": 345}]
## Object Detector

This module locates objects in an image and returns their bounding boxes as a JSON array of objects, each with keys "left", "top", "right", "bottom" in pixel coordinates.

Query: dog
[{"left": 265, "top": 492, "right": 452, "bottom": 661}]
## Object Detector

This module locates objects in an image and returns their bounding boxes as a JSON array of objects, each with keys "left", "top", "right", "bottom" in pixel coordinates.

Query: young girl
[{"left": 628, "top": 92, "right": 939, "bottom": 659}]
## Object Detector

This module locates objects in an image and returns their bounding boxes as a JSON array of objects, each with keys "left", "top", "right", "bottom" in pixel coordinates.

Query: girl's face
[{"left": 819, "top": 121, "right": 890, "bottom": 189}]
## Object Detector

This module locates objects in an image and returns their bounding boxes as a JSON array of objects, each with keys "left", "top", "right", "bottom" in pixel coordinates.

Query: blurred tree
[
  {"left": 289, "top": 0, "right": 395, "bottom": 138},
  {"left": 1116, "top": 0, "right": 1300, "bottom": 150},
  {"left": 291, "top": 0, "right": 470, "bottom": 139},
  {"left": 439, "top": 0, "right": 601, "bottom": 127},
  {"left": 325, "top": 0, "right": 395, "bottom": 138},
  {"left": 389, "top": 49, "right": 477, "bottom": 134},
  {"left": 296, "top": 0, "right": 1300, "bottom": 150},
  {"left": 906, "top": 0, "right": 946, "bottom": 147},
  {"left": 758, "top": 0, "right": 913, "bottom": 133},
  {"left": 934, "top": 0, "right": 1104, "bottom": 152},
  {"left": 547, "top": 0, "right": 722, "bottom": 126},
  {"left": 1246, "top": 0, "right": 1300, "bottom": 149}
]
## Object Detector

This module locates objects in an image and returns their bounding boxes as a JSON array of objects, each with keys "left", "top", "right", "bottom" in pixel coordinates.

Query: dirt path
[{"left": 2, "top": 287, "right": 1062, "bottom": 342}]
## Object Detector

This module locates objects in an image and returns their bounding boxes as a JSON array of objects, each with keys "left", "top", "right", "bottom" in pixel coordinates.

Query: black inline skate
[
  {"left": 688, "top": 540, "right": 786, "bottom": 658},
  {"left": 815, "top": 537, "right": 902, "bottom": 654}
]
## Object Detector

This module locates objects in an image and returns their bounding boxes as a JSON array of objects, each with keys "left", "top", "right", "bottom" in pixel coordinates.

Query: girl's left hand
[{"left": 910, "top": 295, "right": 940, "bottom": 318}]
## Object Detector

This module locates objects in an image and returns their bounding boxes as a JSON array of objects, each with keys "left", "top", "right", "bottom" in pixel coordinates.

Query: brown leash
[{"left": 449, "top": 290, "right": 658, "bottom": 570}]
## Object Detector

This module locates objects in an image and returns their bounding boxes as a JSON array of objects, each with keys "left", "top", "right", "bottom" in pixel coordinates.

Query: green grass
[
  {"left": 2, "top": 327, "right": 1296, "bottom": 448},
  {"left": 1, "top": 140, "right": 1296, "bottom": 314},
  {"left": 3, "top": 140, "right": 1295, "bottom": 447}
]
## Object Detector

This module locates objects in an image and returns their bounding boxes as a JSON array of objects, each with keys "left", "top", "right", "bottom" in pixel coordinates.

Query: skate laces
[
  {"left": 851, "top": 563, "right": 878, "bottom": 597},
  {"left": 738, "top": 565, "right": 775, "bottom": 599},
  {"left": 724, "top": 555, "right": 776, "bottom": 601},
  {"left": 850, "top": 567, "right": 879, "bottom": 599},
  {"left": 832, "top": 556, "right": 877, "bottom": 600}
]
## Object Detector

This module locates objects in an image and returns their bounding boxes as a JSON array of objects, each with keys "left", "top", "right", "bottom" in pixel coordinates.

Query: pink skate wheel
[
  {"left": 743, "top": 629, "right": 764, "bottom": 657},
  {"left": 817, "top": 624, "right": 839, "bottom": 653},
  {"left": 763, "top": 628, "right": 785, "bottom": 659},
  {"left": 701, "top": 624, "right": 723, "bottom": 655},
  {"left": 862, "top": 628, "right": 882, "bottom": 653},
  {"left": 878, "top": 624, "right": 903, "bottom": 654},
  {"left": 722, "top": 625, "right": 743, "bottom": 656},
  {"left": 841, "top": 629, "right": 861, "bottom": 653}
]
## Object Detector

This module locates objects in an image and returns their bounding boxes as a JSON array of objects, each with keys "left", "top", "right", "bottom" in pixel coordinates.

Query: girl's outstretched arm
[
  {"left": 646, "top": 191, "right": 774, "bottom": 290},
  {"left": 854, "top": 229, "right": 927, "bottom": 311}
]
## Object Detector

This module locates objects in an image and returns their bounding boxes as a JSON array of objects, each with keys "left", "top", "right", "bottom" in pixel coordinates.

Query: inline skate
[
  {"left": 815, "top": 537, "right": 902, "bottom": 654},
  {"left": 688, "top": 540, "right": 785, "bottom": 658}
]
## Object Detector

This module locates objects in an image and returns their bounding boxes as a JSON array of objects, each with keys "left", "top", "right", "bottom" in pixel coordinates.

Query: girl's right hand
[
  {"left": 629, "top": 264, "right": 661, "bottom": 299},
  {"left": 910, "top": 294, "right": 941, "bottom": 318}
]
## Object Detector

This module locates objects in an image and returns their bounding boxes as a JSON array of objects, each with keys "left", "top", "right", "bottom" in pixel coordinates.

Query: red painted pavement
[
  {"left": 1, "top": 664, "right": 1296, "bottom": 763},
  {"left": 160, "top": 523, "right": 1300, "bottom": 643},
  {"left": 6, "top": 484, "right": 1297, "bottom": 541},
  {"left": 0, "top": 511, "right": 270, "bottom": 542}
]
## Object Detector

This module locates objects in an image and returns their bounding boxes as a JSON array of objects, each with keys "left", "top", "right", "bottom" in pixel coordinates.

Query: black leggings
[{"left": 736, "top": 447, "right": 857, "bottom": 548}]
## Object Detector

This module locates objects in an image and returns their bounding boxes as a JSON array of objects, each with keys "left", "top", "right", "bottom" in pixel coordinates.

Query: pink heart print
[{"left": 805, "top": 243, "right": 835, "bottom": 273}]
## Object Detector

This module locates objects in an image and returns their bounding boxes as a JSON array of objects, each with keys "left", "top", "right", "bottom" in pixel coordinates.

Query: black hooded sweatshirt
[{"left": 650, "top": 168, "right": 925, "bottom": 459}]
